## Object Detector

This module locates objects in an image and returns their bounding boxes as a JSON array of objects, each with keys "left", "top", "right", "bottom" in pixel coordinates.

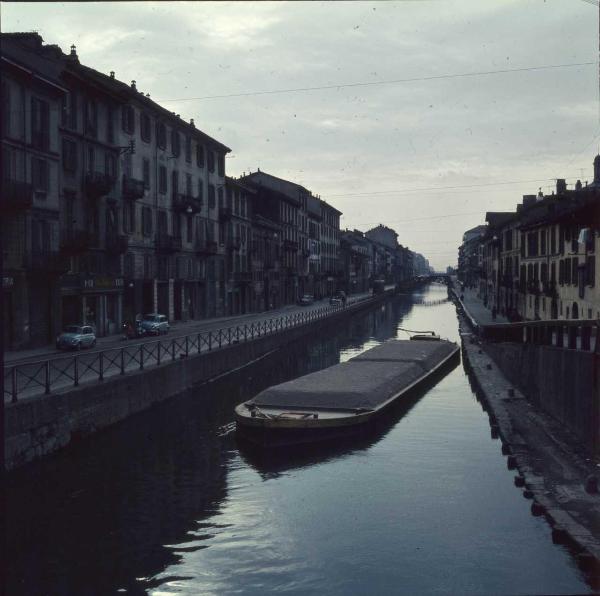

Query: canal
[{"left": 6, "top": 283, "right": 594, "bottom": 595}]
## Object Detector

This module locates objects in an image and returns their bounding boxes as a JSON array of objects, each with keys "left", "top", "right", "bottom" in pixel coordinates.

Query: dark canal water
[{"left": 6, "top": 284, "right": 595, "bottom": 595}]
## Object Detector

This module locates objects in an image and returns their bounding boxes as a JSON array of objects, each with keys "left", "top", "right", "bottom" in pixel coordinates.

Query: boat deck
[{"left": 250, "top": 339, "right": 458, "bottom": 412}]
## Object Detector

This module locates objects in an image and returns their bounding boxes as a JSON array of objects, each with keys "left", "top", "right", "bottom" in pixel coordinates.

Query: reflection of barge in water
[{"left": 235, "top": 335, "right": 460, "bottom": 446}]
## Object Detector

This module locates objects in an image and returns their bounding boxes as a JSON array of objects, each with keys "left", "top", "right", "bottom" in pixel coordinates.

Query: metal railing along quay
[
  {"left": 4, "top": 294, "right": 377, "bottom": 404},
  {"left": 481, "top": 318, "right": 600, "bottom": 353}
]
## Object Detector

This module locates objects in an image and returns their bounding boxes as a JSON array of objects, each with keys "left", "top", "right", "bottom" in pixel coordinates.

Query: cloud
[{"left": 2, "top": 0, "right": 597, "bottom": 268}]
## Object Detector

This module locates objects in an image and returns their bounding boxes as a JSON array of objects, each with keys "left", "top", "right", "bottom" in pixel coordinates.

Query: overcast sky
[{"left": 4, "top": 1, "right": 598, "bottom": 269}]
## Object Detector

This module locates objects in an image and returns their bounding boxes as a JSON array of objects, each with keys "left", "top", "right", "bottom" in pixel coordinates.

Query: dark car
[
  {"left": 330, "top": 290, "right": 346, "bottom": 306},
  {"left": 298, "top": 294, "right": 314, "bottom": 306}
]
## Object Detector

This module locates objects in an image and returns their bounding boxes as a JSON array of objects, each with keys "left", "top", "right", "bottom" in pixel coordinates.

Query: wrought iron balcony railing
[
  {"left": 173, "top": 193, "right": 202, "bottom": 214},
  {"left": 196, "top": 240, "right": 218, "bottom": 255},
  {"left": 85, "top": 172, "right": 114, "bottom": 199},
  {"left": 155, "top": 233, "right": 182, "bottom": 253},
  {"left": 60, "top": 230, "right": 90, "bottom": 254},
  {"left": 1, "top": 179, "right": 34, "bottom": 213},
  {"left": 106, "top": 234, "right": 129, "bottom": 255},
  {"left": 25, "top": 250, "right": 69, "bottom": 274},
  {"left": 122, "top": 176, "right": 145, "bottom": 201}
]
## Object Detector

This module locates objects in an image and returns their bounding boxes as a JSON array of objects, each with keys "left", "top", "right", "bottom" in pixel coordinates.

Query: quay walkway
[{"left": 3, "top": 289, "right": 392, "bottom": 404}]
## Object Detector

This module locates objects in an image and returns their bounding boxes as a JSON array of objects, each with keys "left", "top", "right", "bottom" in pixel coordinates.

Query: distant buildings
[
  {"left": 457, "top": 161, "right": 600, "bottom": 321},
  {"left": 1, "top": 32, "right": 433, "bottom": 350}
]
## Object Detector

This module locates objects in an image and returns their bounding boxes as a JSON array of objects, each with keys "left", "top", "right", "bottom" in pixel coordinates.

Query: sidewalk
[
  {"left": 451, "top": 283, "right": 508, "bottom": 327},
  {"left": 4, "top": 290, "right": 374, "bottom": 364}
]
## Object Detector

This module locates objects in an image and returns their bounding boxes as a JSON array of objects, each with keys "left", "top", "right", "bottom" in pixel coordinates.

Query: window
[
  {"left": 85, "top": 98, "right": 97, "bottom": 137},
  {"left": 218, "top": 187, "right": 223, "bottom": 209},
  {"left": 106, "top": 106, "right": 114, "bottom": 143},
  {"left": 62, "top": 139, "right": 78, "bottom": 172},
  {"left": 185, "top": 136, "right": 191, "bottom": 162},
  {"left": 87, "top": 146, "right": 95, "bottom": 173},
  {"left": 159, "top": 166, "right": 167, "bottom": 194},
  {"left": 156, "top": 122, "right": 167, "bottom": 149},
  {"left": 198, "top": 178, "right": 204, "bottom": 200},
  {"left": 196, "top": 143, "right": 204, "bottom": 167},
  {"left": 124, "top": 253, "right": 134, "bottom": 277},
  {"left": 143, "top": 159, "right": 150, "bottom": 189},
  {"left": 186, "top": 173, "right": 192, "bottom": 196},
  {"left": 141, "top": 112, "right": 151, "bottom": 143},
  {"left": 31, "top": 98, "right": 50, "bottom": 150},
  {"left": 572, "top": 258, "right": 578, "bottom": 285},
  {"left": 207, "top": 150, "right": 215, "bottom": 173},
  {"left": 122, "top": 105, "right": 135, "bottom": 134},
  {"left": 208, "top": 184, "right": 215, "bottom": 209},
  {"left": 172, "top": 170, "right": 179, "bottom": 196},
  {"left": 586, "top": 255, "right": 595, "bottom": 287},
  {"left": 105, "top": 152, "right": 117, "bottom": 179},
  {"left": 186, "top": 216, "right": 193, "bottom": 243},
  {"left": 32, "top": 158, "right": 49, "bottom": 194},
  {"left": 540, "top": 229, "right": 546, "bottom": 255},
  {"left": 550, "top": 261, "right": 556, "bottom": 282},
  {"left": 217, "top": 153, "right": 225, "bottom": 177},
  {"left": 173, "top": 212, "right": 181, "bottom": 237},
  {"left": 144, "top": 255, "right": 153, "bottom": 278},
  {"left": 68, "top": 91, "right": 78, "bottom": 130},
  {"left": 142, "top": 207, "right": 153, "bottom": 236},
  {"left": 550, "top": 226, "right": 556, "bottom": 254},
  {"left": 171, "top": 129, "right": 180, "bottom": 157},
  {"left": 123, "top": 202, "right": 136, "bottom": 234}
]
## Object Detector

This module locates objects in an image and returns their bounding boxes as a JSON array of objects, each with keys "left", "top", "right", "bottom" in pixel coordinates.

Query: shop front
[{"left": 60, "top": 274, "right": 124, "bottom": 337}]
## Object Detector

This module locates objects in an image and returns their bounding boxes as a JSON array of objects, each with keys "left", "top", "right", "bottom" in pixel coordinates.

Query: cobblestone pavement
[{"left": 459, "top": 315, "right": 600, "bottom": 578}]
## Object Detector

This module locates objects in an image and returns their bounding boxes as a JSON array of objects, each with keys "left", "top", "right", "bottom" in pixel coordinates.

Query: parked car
[
  {"left": 56, "top": 325, "right": 97, "bottom": 350},
  {"left": 140, "top": 313, "right": 170, "bottom": 335},
  {"left": 298, "top": 294, "right": 314, "bottom": 306},
  {"left": 330, "top": 290, "right": 346, "bottom": 306}
]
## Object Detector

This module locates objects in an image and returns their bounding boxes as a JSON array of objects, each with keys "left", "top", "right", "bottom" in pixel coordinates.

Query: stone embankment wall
[
  {"left": 484, "top": 342, "right": 599, "bottom": 455},
  {"left": 5, "top": 294, "right": 390, "bottom": 471}
]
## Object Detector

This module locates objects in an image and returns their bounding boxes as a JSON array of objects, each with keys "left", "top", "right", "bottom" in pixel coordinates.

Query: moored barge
[{"left": 235, "top": 336, "right": 459, "bottom": 445}]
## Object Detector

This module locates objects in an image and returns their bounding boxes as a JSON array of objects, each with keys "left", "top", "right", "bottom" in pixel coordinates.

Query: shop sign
[
  {"left": 82, "top": 277, "right": 124, "bottom": 291},
  {"left": 2, "top": 276, "right": 14, "bottom": 289}
]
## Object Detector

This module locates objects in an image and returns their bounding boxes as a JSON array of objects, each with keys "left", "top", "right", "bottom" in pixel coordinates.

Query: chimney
[
  {"left": 190, "top": 118, "right": 195, "bottom": 127},
  {"left": 522, "top": 194, "right": 536, "bottom": 208},
  {"left": 131, "top": 80, "right": 137, "bottom": 90},
  {"left": 575, "top": 179, "right": 582, "bottom": 191},
  {"left": 594, "top": 155, "right": 600, "bottom": 184},
  {"left": 556, "top": 178, "right": 567, "bottom": 194},
  {"left": 110, "top": 71, "right": 115, "bottom": 79}
]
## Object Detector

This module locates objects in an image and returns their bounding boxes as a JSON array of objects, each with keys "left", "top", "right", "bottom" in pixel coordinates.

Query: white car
[
  {"left": 140, "top": 313, "right": 170, "bottom": 335},
  {"left": 56, "top": 325, "right": 97, "bottom": 350}
]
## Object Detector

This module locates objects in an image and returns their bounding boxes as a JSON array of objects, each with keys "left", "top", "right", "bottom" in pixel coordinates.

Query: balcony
[
  {"left": 527, "top": 280, "right": 540, "bottom": 295},
  {"left": 283, "top": 239, "right": 299, "bottom": 251},
  {"left": 106, "top": 234, "right": 129, "bottom": 255},
  {"left": 122, "top": 176, "right": 145, "bottom": 201},
  {"left": 228, "top": 236, "right": 241, "bottom": 251},
  {"left": 1, "top": 179, "right": 33, "bottom": 213},
  {"left": 84, "top": 172, "right": 114, "bottom": 199},
  {"left": 173, "top": 193, "right": 202, "bottom": 214},
  {"left": 233, "top": 271, "right": 252, "bottom": 283},
  {"left": 196, "top": 240, "right": 218, "bottom": 255},
  {"left": 155, "top": 233, "right": 182, "bottom": 253},
  {"left": 60, "top": 230, "right": 90, "bottom": 254},
  {"left": 542, "top": 280, "right": 558, "bottom": 298},
  {"left": 219, "top": 207, "right": 233, "bottom": 221},
  {"left": 25, "top": 250, "right": 69, "bottom": 274}
]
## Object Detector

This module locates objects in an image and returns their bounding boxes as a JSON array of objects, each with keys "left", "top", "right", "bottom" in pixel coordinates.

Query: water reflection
[
  {"left": 6, "top": 294, "right": 416, "bottom": 595},
  {"left": 5, "top": 284, "right": 592, "bottom": 595}
]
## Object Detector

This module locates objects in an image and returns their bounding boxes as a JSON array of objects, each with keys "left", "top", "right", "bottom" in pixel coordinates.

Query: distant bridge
[{"left": 416, "top": 273, "right": 451, "bottom": 283}]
